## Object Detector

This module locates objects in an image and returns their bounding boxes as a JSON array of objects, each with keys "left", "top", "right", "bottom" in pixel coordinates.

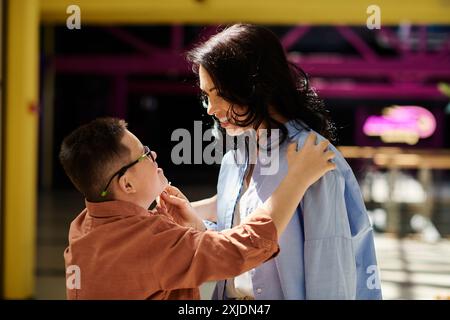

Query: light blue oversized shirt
[{"left": 210, "top": 120, "right": 382, "bottom": 300}]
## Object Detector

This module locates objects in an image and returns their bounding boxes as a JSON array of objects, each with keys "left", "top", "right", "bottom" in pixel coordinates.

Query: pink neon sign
[{"left": 363, "top": 106, "right": 436, "bottom": 145}]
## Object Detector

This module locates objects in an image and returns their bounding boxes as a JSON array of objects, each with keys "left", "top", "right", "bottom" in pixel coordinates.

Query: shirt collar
[
  {"left": 85, "top": 199, "right": 148, "bottom": 218},
  {"left": 284, "top": 119, "right": 309, "bottom": 140}
]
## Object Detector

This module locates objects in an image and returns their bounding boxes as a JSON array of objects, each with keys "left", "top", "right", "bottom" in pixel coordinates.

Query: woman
[{"left": 187, "top": 24, "right": 382, "bottom": 300}]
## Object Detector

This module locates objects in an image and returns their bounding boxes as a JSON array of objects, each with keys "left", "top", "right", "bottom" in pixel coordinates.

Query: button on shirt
[{"left": 64, "top": 199, "right": 279, "bottom": 299}]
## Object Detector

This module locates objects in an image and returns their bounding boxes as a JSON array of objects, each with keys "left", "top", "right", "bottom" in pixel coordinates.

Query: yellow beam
[
  {"left": 40, "top": 0, "right": 450, "bottom": 25},
  {"left": 4, "top": 0, "right": 39, "bottom": 298}
]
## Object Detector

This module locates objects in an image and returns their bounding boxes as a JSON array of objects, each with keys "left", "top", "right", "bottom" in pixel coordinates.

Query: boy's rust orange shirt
[{"left": 64, "top": 199, "right": 279, "bottom": 299}]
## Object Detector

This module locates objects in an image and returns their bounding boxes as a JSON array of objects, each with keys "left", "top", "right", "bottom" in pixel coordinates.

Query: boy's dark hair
[{"left": 59, "top": 118, "right": 130, "bottom": 202}]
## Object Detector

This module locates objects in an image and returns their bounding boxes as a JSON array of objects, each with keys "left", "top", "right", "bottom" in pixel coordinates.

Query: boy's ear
[{"left": 118, "top": 174, "right": 136, "bottom": 194}]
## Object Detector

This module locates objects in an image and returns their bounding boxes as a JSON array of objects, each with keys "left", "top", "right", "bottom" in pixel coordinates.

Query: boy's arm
[
  {"left": 150, "top": 212, "right": 279, "bottom": 291},
  {"left": 191, "top": 195, "right": 217, "bottom": 222},
  {"left": 159, "top": 134, "right": 335, "bottom": 237},
  {"left": 150, "top": 134, "right": 336, "bottom": 290}
]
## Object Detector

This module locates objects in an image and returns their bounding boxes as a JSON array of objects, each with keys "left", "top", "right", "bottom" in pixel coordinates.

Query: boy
[{"left": 59, "top": 117, "right": 334, "bottom": 299}]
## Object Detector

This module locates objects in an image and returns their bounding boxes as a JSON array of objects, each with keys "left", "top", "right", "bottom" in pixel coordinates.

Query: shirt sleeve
[
  {"left": 302, "top": 170, "right": 357, "bottom": 299},
  {"left": 149, "top": 212, "right": 279, "bottom": 291}
]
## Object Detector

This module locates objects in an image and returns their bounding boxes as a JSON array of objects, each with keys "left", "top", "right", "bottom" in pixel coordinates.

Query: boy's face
[{"left": 114, "top": 130, "right": 168, "bottom": 208}]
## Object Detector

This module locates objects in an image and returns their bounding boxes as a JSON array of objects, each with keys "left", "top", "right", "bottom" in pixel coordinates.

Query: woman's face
[{"left": 199, "top": 65, "right": 251, "bottom": 136}]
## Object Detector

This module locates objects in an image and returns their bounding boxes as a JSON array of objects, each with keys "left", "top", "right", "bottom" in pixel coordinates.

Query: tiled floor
[
  {"left": 36, "top": 189, "right": 450, "bottom": 300},
  {"left": 375, "top": 235, "right": 450, "bottom": 299}
]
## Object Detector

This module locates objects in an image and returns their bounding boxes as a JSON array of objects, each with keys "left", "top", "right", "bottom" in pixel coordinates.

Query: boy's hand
[
  {"left": 156, "top": 185, "right": 206, "bottom": 231},
  {"left": 286, "top": 133, "right": 336, "bottom": 188}
]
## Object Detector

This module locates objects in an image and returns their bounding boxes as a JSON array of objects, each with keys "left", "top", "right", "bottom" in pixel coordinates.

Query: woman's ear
[{"left": 118, "top": 174, "right": 137, "bottom": 194}]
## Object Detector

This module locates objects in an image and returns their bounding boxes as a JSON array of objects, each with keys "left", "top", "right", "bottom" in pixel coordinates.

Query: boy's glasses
[{"left": 100, "top": 145, "right": 154, "bottom": 197}]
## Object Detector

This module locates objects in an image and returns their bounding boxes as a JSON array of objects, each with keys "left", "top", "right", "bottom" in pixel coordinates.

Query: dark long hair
[{"left": 187, "top": 24, "right": 336, "bottom": 145}]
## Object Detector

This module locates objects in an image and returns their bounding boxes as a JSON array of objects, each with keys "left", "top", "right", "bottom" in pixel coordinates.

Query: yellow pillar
[{"left": 4, "top": 0, "right": 39, "bottom": 298}]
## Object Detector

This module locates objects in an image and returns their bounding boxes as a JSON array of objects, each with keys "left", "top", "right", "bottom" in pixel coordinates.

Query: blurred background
[{"left": 1, "top": 0, "right": 450, "bottom": 300}]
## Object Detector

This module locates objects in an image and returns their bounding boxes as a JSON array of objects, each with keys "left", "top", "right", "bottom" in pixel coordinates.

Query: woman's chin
[{"left": 225, "top": 127, "right": 246, "bottom": 136}]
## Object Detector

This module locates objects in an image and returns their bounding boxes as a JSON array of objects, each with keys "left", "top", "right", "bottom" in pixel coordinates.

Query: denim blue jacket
[{"left": 211, "top": 120, "right": 382, "bottom": 300}]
